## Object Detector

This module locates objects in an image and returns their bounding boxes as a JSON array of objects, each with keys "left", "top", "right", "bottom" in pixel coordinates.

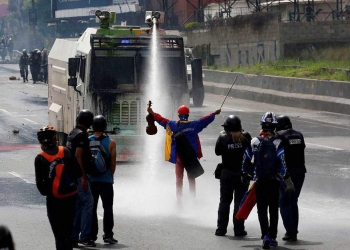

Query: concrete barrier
[{"left": 203, "top": 70, "right": 350, "bottom": 115}]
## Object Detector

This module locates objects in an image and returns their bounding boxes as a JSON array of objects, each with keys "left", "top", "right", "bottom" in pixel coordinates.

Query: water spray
[{"left": 145, "top": 11, "right": 163, "bottom": 28}]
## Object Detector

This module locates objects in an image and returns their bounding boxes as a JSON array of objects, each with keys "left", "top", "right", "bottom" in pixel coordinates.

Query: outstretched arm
[
  {"left": 147, "top": 107, "right": 169, "bottom": 129},
  {"left": 193, "top": 109, "right": 221, "bottom": 132}
]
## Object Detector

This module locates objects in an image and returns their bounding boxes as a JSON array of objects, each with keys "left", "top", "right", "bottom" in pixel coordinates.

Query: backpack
[
  {"left": 255, "top": 136, "right": 278, "bottom": 179},
  {"left": 89, "top": 135, "right": 110, "bottom": 176},
  {"left": 39, "top": 146, "right": 77, "bottom": 198},
  {"left": 66, "top": 128, "right": 83, "bottom": 151},
  {"left": 174, "top": 123, "right": 204, "bottom": 179}
]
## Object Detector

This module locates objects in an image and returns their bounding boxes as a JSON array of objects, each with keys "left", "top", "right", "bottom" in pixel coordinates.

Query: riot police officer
[
  {"left": 276, "top": 115, "right": 306, "bottom": 242},
  {"left": 215, "top": 115, "right": 251, "bottom": 237},
  {"left": 19, "top": 49, "right": 29, "bottom": 82}
]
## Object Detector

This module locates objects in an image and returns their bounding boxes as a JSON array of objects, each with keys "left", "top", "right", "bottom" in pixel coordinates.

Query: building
[
  {"left": 50, "top": 0, "right": 143, "bottom": 37},
  {"left": 50, "top": 0, "right": 345, "bottom": 37}
]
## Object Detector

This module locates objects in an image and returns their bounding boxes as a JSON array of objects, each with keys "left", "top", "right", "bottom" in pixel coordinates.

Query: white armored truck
[{"left": 48, "top": 10, "right": 204, "bottom": 161}]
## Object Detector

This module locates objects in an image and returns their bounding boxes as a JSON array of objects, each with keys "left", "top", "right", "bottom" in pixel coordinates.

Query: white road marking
[
  {"left": 8, "top": 172, "right": 35, "bottom": 184},
  {"left": 306, "top": 143, "right": 343, "bottom": 151},
  {"left": 201, "top": 137, "right": 217, "bottom": 140},
  {"left": 299, "top": 205, "right": 325, "bottom": 215},
  {"left": 23, "top": 118, "right": 38, "bottom": 124},
  {"left": 206, "top": 104, "right": 243, "bottom": 112},
  {"left": 293, "top": 118, "right": 350, "bottom": 131},
  {"left": 97, "top": 214, "right": 103, "bottom": 220},
  {"left": 25, "top": 84, "right": 34, "bottom": 88},
  {"left": 0, "top": 109, "right": 9, "bottom": 113}
]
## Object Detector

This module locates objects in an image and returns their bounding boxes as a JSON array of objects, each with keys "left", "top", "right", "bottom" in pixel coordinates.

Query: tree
[{"left": 6, "top": 0, "right": 54, "bottom": 50}]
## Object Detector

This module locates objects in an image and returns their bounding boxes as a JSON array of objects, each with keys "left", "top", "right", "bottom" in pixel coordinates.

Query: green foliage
[
  {"left": 184, "top": 22, "right": 202, "bottom": 30},
  {"left": 4, "top": 0, "right": 53, "bottom": 50},
  {"left": 208, "top": 65, "right": 218, "bottom": 70},
  {"left": 218, "top": 59, "right": 350, "bottom": 81}
]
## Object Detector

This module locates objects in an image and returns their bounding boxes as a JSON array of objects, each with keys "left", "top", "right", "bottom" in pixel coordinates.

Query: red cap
[{"left": 177, "top": 105, "right": 190, "bottom": 115}]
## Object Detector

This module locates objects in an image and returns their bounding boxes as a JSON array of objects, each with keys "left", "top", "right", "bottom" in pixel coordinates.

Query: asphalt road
[{"left": 0, "top": 65, "right": 350, "bottom": 250}]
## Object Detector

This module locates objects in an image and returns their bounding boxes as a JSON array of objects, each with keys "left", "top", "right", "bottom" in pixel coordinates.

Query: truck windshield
[
  {"left": 140, "top": 57, "right": 187, "bottom": 85},
  {"left": 91, "top": 57, "right": 135, "bottom": 91}
]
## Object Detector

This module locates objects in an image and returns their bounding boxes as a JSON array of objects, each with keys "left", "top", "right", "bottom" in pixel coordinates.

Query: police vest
[{"left": 277, "top": 129, "right": 306, "bottom": 173}]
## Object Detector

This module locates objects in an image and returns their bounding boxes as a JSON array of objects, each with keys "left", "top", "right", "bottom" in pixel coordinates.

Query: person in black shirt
[
  {"left": 215, "top": 115, "right": 251, "bottom": 237},
  {"left": 66, "top": 109, "right": 96, "bottom": 247},
  {"left": 32, "top": 49, "right": 41, "bottom": 83},
  {"left": 19, "top": 49, "right": 29, "bottom": 82},
  {"left": 41, "top": 49, "right": 48, "bottom": 83},
  {"left": 276, "top": 115, "right": 306, "bottom": 242},
  {"left": 34, "top": 126, "right": 76, "bottom": 250}
]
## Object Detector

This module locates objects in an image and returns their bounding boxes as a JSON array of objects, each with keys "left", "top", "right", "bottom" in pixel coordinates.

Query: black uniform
[
  {"left": 0, "top": 39, "right": 6, "bottom": 60},
  {"left": 32, "top": 52, "right": 41, "bottom": 83},
  {"left": 66, "top": 126, "right": 92, "bottom": 178},
  {"left": 41, "top": 51, "right": 48, "bottom": 83},
  {"left": 276, "top": 129, "right": 306, "bottom": 176},
  {"left": 215, "top": 131, "right": 250, "bottom": 236},
  {"left": 29, "top": 52, "right": 35, "bottom": 82},
  {"left": 34, "top": 146, "right": 76, "bottom": 250},
  {"left": 66, "top": 125, "right": 94, "bottom": 244},
  {"left": 19, "top": 54, "right": 29, "bottom": 82},
  {"left": 276, "top": 128, "right": 306, "bottom": 238}
]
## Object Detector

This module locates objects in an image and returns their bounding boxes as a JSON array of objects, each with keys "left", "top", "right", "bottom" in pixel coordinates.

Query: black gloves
[
  {"left": 284, "top": 176, "right": 295, "bottom": 193},
  {"left": 241, "top": 172, "right": 253, "bottom": 186}
]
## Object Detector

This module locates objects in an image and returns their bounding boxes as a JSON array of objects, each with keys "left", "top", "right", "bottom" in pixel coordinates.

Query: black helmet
[
  {"left": 276, "top": 115, "right": 292, "bottom": 131},
  {"left": 92, "top": 115, "right": 107, "bottom": 132},
  {"left": 0, "top": 225, "right": 14, "bottom": 250},
  {"left": 222, "top": 115, "right": 242, "bottom": 132},
  {"left": 76, "top": 109, "right": 94, "bottom": 128},
  {"left": 242, "top": 131, "right": 252, "bottom": 142},
  {"left": 260, "top": 111, "right": 278, "bottom": 132},
  {"left": 37, "top": 126, "right": 57, "bottom": 145}
]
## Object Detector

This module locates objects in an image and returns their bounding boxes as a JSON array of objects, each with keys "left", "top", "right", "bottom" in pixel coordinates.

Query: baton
[{"left": 220, "top": 76, "right": 238, "bottom": 109}]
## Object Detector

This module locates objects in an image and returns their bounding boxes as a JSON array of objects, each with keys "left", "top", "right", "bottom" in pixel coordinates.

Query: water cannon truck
[{"left": 48, "top": 10, "right": 204, "bottom": 161}]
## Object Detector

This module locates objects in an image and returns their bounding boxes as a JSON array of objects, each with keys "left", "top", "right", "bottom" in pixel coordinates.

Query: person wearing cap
[
  {"left": 214, "top": 115, "right": 252, "bottom": 237},
  {"left": 147, "top": 105, "right": 221, "bottom": 202}
]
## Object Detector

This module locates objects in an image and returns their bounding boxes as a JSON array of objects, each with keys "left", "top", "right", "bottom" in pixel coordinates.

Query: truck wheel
[{"left": 192, "top": 87, "right": 204, "bottom": 107}]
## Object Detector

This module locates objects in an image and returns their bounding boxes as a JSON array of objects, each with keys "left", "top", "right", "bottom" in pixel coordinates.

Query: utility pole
[
  {"left": 198, "top": 0, "right": 204, "bottom": 22},
  {"left": 336, "top": 0, "right": 343, "bottom": 20},
  {"left": 29, "top": 0, "right": 37, "bottom": 49}
]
